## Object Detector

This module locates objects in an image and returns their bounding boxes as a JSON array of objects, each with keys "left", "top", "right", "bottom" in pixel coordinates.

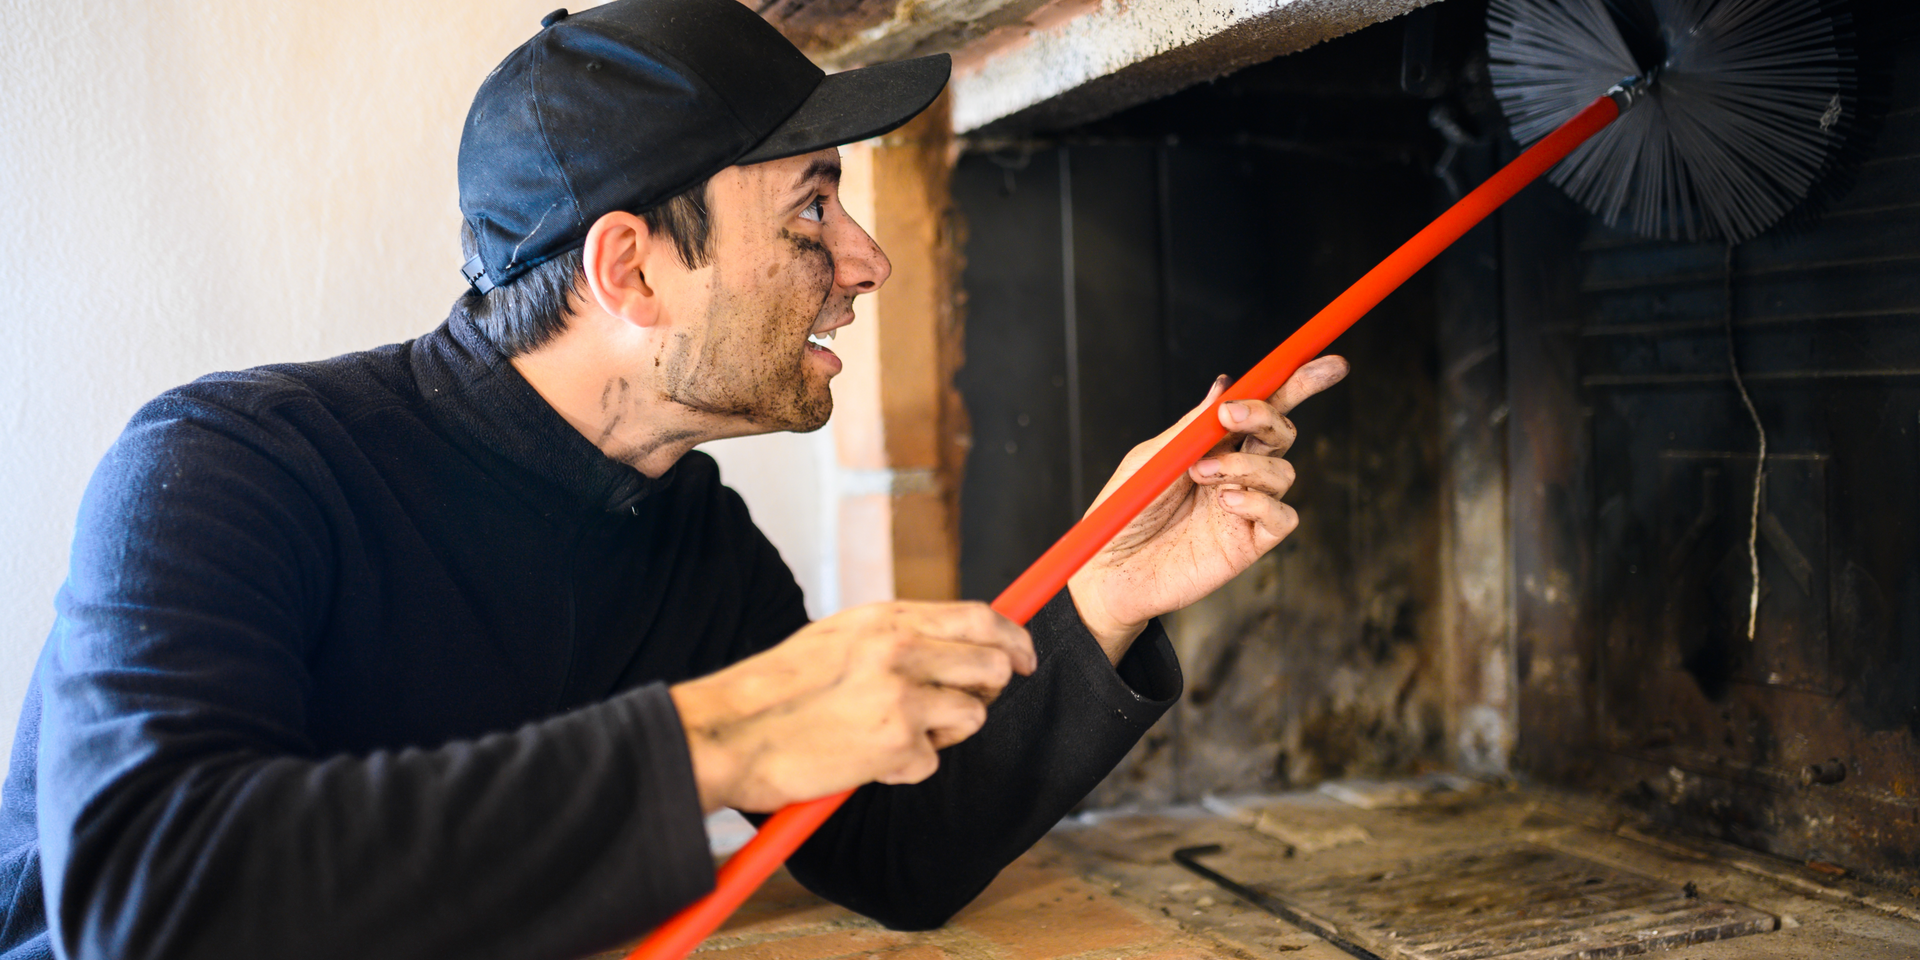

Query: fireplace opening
[{"left": 953, "top": 0, "right": 1920, "bottom": 892}]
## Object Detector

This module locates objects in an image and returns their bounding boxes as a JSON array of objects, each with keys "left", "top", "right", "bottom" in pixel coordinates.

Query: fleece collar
[{"left": 411, "top": 306, "right": 673, "bottom": 516}]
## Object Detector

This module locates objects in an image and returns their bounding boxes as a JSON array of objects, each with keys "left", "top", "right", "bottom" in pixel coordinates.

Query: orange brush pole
[{"left": 626, "top": 93, "right": 1622, "bottom": 960}]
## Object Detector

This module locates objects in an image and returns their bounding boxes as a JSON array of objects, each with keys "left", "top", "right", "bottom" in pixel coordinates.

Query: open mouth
[{"left": 806, "top": 330, "right": 837, "bottom": 351}]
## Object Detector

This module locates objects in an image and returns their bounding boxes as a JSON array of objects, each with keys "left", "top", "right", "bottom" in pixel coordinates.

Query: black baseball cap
[{"left": 458, "top": 0, "right": 950, "bottom": 294}]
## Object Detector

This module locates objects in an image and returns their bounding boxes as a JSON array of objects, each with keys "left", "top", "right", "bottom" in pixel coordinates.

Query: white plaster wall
[
  {"left": 701, "top": 430, "right": 841, "bottom": 619},
  {"left": 0, "top": 0, "right": 839, "bottom": 762}
]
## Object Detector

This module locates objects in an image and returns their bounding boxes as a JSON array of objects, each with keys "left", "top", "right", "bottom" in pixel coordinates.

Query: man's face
[{"left": 654, "top": 149, "right": 888, "bottom": 434}]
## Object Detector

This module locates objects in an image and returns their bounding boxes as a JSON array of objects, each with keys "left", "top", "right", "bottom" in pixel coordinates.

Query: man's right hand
[{"left": 668, "top": 601, "right": 1036, "bottom": 813}]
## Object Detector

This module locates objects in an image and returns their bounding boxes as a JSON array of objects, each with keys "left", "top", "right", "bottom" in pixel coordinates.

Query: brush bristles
[{"left": 1489, "top": 0, "right": 1856, "bottom": 242}]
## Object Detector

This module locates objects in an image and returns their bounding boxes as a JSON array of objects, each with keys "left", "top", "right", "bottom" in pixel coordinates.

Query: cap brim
[{"left": 736, "top": 53, "right": 951, "bottom": 164}]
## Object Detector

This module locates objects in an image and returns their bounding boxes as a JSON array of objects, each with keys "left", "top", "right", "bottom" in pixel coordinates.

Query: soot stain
[
  {"left": 660, "top": 229, "right": 837, "bottom": 429},
  {"left": 595, "top": 379, "right": 630, "bottom": 445},
  {"left": 780, "top": 228, "right": 833, "bottom": 274}
]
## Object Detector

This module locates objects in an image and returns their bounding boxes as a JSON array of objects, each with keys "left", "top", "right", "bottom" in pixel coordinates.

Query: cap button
[{"left": 540, "top": 8, "right": 569, "bottom": 28}]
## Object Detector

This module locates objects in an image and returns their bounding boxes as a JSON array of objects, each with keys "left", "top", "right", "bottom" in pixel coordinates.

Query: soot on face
[{"left": 659, "top": 223, "right": 838, "bottom": 432}]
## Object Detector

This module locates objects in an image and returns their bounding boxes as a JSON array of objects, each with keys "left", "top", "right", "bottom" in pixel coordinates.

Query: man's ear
[{"left": 581, "top": 211, "right": 660, "bottom": 326}]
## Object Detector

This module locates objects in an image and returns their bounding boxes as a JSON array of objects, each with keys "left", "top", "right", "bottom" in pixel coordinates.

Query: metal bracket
[
  {"left": 1606, "top": 74, "right": 1654, "bottom": 113},
  {"left": 461, "top": 254, "right": 496, "bottom": 295}
]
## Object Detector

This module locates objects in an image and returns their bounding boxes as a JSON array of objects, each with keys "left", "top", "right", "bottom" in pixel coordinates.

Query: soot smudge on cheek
[
  {"left": 779, "top": 229, "right": 834, "bottom": 295},
  {"left": 656, "top": 226, "right": 841, "bottom": 431}
]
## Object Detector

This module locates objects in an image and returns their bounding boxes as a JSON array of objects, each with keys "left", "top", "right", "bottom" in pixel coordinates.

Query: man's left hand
[{"left": 1067, "top": 355, "right": 1350, "bottom": 662}]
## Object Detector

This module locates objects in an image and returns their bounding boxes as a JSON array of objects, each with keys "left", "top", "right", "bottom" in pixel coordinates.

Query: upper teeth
[{"left": 808, "top": 331, "right": 836, "bottom": 348}]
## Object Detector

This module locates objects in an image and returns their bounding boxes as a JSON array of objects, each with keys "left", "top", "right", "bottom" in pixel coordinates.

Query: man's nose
[{"left": 830, "top": 215, "right": 890, "bottom": 294}]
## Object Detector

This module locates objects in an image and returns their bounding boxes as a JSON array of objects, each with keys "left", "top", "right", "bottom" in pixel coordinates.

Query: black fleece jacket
[{"left": 0, "top": 309, "right": 1180, "bottom": 960}]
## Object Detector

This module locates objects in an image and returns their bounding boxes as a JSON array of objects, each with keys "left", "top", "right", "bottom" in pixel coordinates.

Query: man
[{"left": 0, "top": 1, "right": 1347, "bottom": 958}]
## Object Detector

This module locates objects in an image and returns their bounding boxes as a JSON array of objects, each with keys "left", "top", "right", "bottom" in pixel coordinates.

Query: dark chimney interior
[{"left": 954, "top": 0, "right": 1920, "bottom": 887}]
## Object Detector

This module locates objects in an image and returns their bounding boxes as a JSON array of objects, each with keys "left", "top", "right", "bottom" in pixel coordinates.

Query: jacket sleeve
[
  {"left": 773, "top": 589, "right": 1181, "bottom": 930},
  {"left": 37, "top": 398, "right": 715, "bottom": 960}
]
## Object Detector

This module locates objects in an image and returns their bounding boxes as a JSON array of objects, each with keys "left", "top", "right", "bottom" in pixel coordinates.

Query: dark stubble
[{"left": 660, "top": 230, "right": 839, "bottom": 432}]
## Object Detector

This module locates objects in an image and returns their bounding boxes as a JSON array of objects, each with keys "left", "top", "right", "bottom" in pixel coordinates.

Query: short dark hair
[{"left": 459, "top": 178, "right": 713, "bottom": 356}]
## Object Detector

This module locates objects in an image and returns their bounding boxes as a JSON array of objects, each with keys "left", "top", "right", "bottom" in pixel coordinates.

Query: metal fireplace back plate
[{"left": 1266, "top": 844, "right": 1777, "bottom": 960}]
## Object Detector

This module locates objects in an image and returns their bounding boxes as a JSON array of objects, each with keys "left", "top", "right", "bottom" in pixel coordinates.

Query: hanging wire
[{"left": 1723, "top": 241, "right": 1766, "bottom": 641}]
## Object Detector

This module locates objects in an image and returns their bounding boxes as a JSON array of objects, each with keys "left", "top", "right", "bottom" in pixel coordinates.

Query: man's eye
[{"left": 800, "top": 196, "right": 826, "bottom": 223}]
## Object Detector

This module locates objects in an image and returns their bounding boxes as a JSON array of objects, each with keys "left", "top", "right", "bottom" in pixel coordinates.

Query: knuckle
[
  {"left": 947, "top": 703, "right": 988, "bottom": 741},
  {"left": 1277, "top": 504, "right": 1301, "bottom": 534},
  {"left": 988, "top": 653, "right": 1013, "bottom": 686},
  {"left": 966, "top": 602, "right": 1000, "bottom": 631},
  {"left": 912, "top": 752, "right": 940, "bottom": 781},
  {"left": 886, "top": 720, "right": 921, "bottom": 754}
]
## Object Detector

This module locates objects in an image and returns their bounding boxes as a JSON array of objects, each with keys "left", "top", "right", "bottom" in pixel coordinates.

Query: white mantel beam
[
  {"left": 806, "top": 0, "right": 1441, "bottom": 135},
  {"left": 949, "top": 0, "right": 1439, "bottom": 133}
]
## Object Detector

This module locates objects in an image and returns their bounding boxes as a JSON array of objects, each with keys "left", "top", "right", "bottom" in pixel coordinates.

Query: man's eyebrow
[{"left": 788, "top": 158, "right": 841, "bottom": 197}]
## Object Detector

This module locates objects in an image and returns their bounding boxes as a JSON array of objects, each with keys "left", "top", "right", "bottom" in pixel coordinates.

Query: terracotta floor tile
[
  {"left": 953, "top": 875, "right": 1165, "bottom": 960},
  {"left": 872, "top": 947, "right": 957, "bottom": 960},
  {"left": 646, "top": 840, "right": 1200, "bottom": 960},
  {"left": 957, "top": 855, "right": 1081, "bottom": 915},
  {"left": 696, "top": 928, "right": 912, "bottom": 960},
  {"left": 1123, "top": 946, "right": 1236, "bottom": 960},
  {"left": 718, "top": 871, "right": 858, "bottom": 936},
  {"left": 717, "top": 902, "right": 854, "bottom": 938}
]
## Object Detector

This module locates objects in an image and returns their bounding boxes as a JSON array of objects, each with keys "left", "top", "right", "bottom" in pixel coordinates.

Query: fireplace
[{"left": 952, "top": 0, "right": 1920, "bottom": 888}]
